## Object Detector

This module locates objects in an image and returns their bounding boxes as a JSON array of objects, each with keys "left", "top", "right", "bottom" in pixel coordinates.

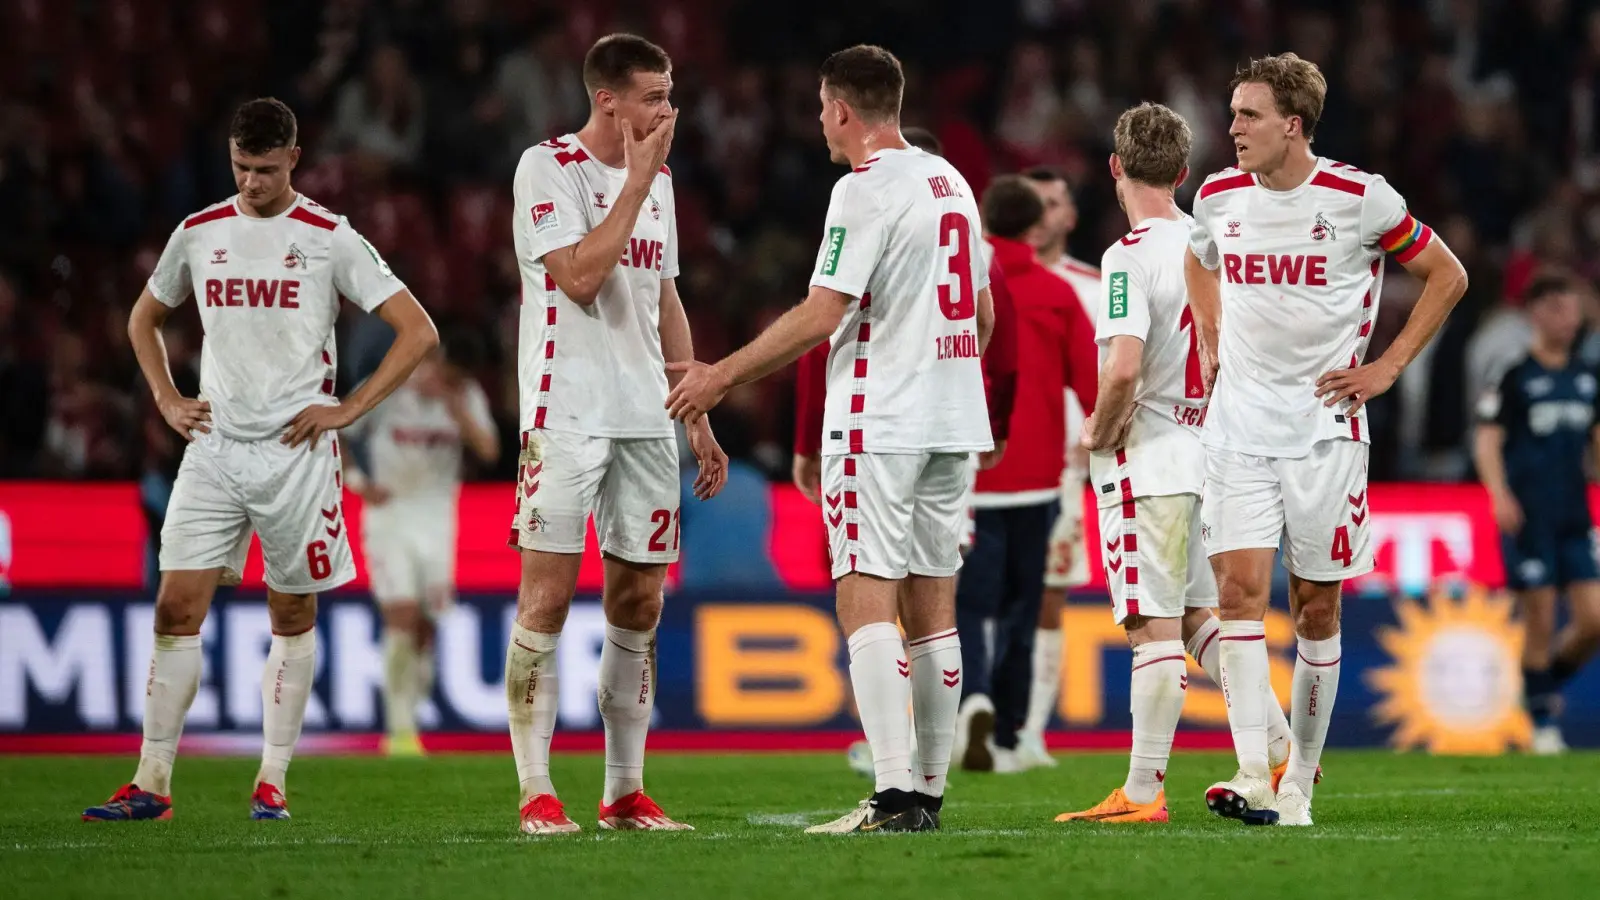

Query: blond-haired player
[
  {"left": 1053, "top": 103, "right": 1298, "bottom": 824},
  {"left": 1188, "top": 54, "right": 1467, "bottom": 826}
]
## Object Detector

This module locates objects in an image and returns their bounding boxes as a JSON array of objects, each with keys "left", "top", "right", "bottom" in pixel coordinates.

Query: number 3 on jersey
[{"left": 937, "top": 213, "right": 976, "bottom": 321}]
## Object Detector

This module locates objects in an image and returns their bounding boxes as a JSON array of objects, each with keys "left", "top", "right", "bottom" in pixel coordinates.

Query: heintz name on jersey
[
  {"left": 618, "top": 237, "right": 665, "bottom": 272},
  {"left": 204, "top": 277, "right": 302, "bottom": 308},
  {"left": 1222, "top": 253, "right": 1329, "bottom": 286},
  {"left": 935, "top": 329, "right": 979, "bottom": 360}
]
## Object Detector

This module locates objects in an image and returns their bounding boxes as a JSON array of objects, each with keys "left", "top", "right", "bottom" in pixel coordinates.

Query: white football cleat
[
  {"left": 988, "top": 738, "right": 1026, "bottom": 774},
  {"left": 956, "top": 694, "right": 995, "bottom": 771},
  {"left": 1015, "top": 731, "right": 1056, "bottom": 769},
  {"left": 1532, "top": 724, "right": 1568, "bottom": 756},
  {"left": 1205, "top": 771, "right": 1279, "bottom": 826},
  {"left": 1274, "top": 780, "right": 1313, "bottom": 827}
]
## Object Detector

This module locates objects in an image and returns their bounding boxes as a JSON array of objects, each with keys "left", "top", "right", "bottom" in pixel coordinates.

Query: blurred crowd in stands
[{"left": 4, "top": 0, "right": 1600, "bottom": 487}]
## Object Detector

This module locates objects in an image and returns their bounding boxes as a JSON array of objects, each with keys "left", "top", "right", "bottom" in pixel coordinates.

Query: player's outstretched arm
[
  {"left": 283, "top": 289, "right": 439, "bottom": 448},
  {"left": 1081, "top": 336, "right": 1143, "bottom": 451},
  {"left": 1315, "top": 240, "right": 1468, "bottom": 414},
  {"left": 128, "top": 288, "right": 211, "bottom": 440},
  {"left": 665, "top": 286, "right": 853, "bottom": 424},
  {"left": 1184, "top": 249, "right": 1222, "bottom": 396},
  {"left": 659, "top": 278, "right": 728, "bottom": 499},
  {"left": 541, "top": 113, "right": 677, "bottom": 306}
]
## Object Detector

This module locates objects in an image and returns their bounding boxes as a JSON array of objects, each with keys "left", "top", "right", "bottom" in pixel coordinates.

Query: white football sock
[
  {"left": 382, "top": 629, "right": 419, "bottom": 738},
  {"left": 133, "top": 633, "right": 203, "bottom": 796},
  {"left": 257, "top": 629, "right": 316, "bottom": 790},
  {"left": 848, "top": 622, "right": 915, "bottom": 794},
  {"left": 599, "top": 623, "right": 656, "bottom": 805},
  {"left": 416, "top": 643, "right": 436, "bottom": 709},
  {"left": 907, "top": 628, "right": 961, "bottom": 797},
  {"left": 1125, "top": 640, "right": 1187, "bottom": 804},
  {"left": 1188, "top": 616, "right": 1291, "bottom": 766},
  {"left": 1217, "top": 620, "right": 1271, "bottom": 779},
  {"left": 505, "top": 624, "right": 560, "bottom": 800},
  {"left": 1288, "top": 633, "right": 1341, "bottom": 792},
  {"left": 1021, "top": 627, "right": 1063, "bottom": 737}
]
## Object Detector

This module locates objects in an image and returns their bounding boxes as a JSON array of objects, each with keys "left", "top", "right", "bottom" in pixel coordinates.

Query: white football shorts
[
  {"left": 1099, "top": 491, "right": 1217, "bottom": 624},
  {"left": 508, "top": 428, "right": 680, "bottom": 565},
  {"left": 822, "top": 451, "right": 970, "bottom": 580},
  {"left": 160, "top": 430, "right": 355, "bottom": 594},
  {"left": 1044, "top": 487, "right": 1090, "bottom": 589},
  {"left": 363, "top": 495, "right": 458, "bottom": 613},
  {"left": 1200, "top": 438, "right": 1373, "bottom": 582}
]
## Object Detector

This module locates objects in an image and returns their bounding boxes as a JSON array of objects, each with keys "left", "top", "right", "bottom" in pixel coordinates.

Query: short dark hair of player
[
  {"left": 819, "top": 44, "right": 904, "bottom": 123},
  {"left": 981, "top": 175, "right": 1045, "bottom": 241},
  {"left": 1230, "top": 52, "right": 1327, "bottom": 141},
  {"left": 230, "top": 98, "right": 297, "bottom": 155},
  {"left": 582, "top": 33, "right": 671, "bottom": 95},
  {"left": 903, "top": 126, "right": 942, "bottom": 156},
  {"left": 1524, "top": 275, "right": 1574, "bottom": 307},
  {"left": 1113, "top": 102, "right": 1192, "bottom": 187},
  {"left": 1022, "top": 165, "right": 1067, "bottom": 188}
]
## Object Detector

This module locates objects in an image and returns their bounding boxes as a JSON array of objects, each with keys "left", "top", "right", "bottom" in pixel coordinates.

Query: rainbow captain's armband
[{"left": 1378, "top": 212, "right": 1433, "bottom": 264}]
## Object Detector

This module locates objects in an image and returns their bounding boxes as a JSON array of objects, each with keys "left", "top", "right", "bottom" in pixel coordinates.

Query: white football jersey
[
  {"left": 1089, "top": 217, "right": 1207, "bottom": 504},
  {"left": 512, "top": 134, "right": 678, "bottom": 439},
  {"left": 147, "top": 194, "right": 404, "bottom": 442},
  {"left": 1051, "top": 255, "right": 1100, "bottom": 464},
  {"left": 812, "top": 147, "right": 993, "bottom": 454},
  {"left": 345, "top": 379, "right": 495, "bottom": 501},
  {"left": 1188, "top": 159, "right": 1432, "bottom": 458}
]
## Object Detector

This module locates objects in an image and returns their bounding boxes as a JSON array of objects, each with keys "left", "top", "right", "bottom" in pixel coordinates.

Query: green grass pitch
[{"left": 4, "top": 751, "right": 1598, "bottom": 899}]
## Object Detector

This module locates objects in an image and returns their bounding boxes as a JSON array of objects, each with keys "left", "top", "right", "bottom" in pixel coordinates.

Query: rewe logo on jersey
[
  {"left": 1222, "top": 253, "right": 1329, "bottom": 286},
  {"left": 1108, "top": 272, "right": 1128, "bottom": 319},
  {"left": 821, "top": 227, "right": 846, "bottom": 276},
  {"left": 204, "top": 278, "right": 302, "bottom": 308},
  {"left": 619, "top": 237, "right": 664, "bottom": 272}
]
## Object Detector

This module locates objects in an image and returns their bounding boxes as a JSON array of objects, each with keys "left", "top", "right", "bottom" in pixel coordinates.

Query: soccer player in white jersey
[
  {"left": 83, "top": 99, "right": 438, "bottom": 822},
  {"left": 506, "top": 34, "right": 728, "bottom": 835},
  {"left": 1186, "top": 54, "right": 1468, "bottom": 826},
  {"left": 1053, "top": 103, "right": 1293, "bottom": 824},
  {"left": 342, "top": 337, "right": 499, "bottom": 757},
  {"left": 1016, "top": 166, "right": 1101, "bottom": 768},
  {"left": 668, "top": 45, "right": 993, "bottom": 833}
]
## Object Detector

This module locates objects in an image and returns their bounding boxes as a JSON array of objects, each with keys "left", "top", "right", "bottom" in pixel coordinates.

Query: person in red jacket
[{"left": 954, "top": 175, "right": 1099, "bottom": 773}]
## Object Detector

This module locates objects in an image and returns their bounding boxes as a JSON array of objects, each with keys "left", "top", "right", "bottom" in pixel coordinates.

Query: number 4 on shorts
[{"left": 1330, "top": 526, "right": 1352, "bottom": 567}]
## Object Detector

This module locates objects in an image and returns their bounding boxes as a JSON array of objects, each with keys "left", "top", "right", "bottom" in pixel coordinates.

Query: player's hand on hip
[
  {"left": 687, "top": 418, "right": 729, "bottom": 501},
  {"left": 792, "top": 454, "right": 822, "bottom": 505},
  {"left": 664, "top": 360, "right": 730, "bottom": 424},
  {"left": 282, "top": 403, "right": 354, "bottom": 450},
  {"left": 1316, "top": 358, "right": 1400, "bottom": 415},
  {"left": 159, "top": 395, "right": 212, "bottom": 441},
  {"left": 622, "top": 110, "right": 678, "bottom": 188},
  {"left": 359, "top": 483, "right": 393, "bottom": 506}
]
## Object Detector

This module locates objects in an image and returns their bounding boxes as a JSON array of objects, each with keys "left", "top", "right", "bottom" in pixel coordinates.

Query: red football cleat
[
  {"left": 597, "top": 790, "right": 693, "bottom": 831},
  {"left": 519, "top": 793, "right": 580, "bottom": 835}
]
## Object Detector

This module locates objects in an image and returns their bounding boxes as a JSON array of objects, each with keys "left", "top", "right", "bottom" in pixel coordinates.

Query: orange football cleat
[{"left": 1055, "top": 787, "right": 1169, "bottom": 823}]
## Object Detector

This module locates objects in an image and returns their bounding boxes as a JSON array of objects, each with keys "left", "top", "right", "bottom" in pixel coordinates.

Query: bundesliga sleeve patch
[
  {"left": 821, "top": 227, "right": 847, "bottom": 276},
  {"left": 1108, "top": 271, "right": 1128, "bottom": 319},
  {"left": 359, "top": 236, "right": 393, "bottom": 276},
  {"left": 1379, "top": 211, "right": 1432, "bottom": 263},
  {"left": 531, "top": 202, "right": 559, "bottom": 235}
]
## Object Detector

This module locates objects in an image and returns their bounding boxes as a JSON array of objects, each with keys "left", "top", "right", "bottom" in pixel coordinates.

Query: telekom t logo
[{"left": 1368, "top": 513, "right": 1474, "bottom": 595}]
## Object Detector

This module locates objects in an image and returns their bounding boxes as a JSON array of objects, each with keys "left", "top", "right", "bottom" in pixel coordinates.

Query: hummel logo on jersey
[
  {"left": 1225, "top": 221, "right": 1241, "bottom": 238},
  {"left": 212, "top": 248, "right": 228, "bottom": 264},
  {"left": 1108, "top": 272, "right": 1128, "bottom": 319},
  {"left": 594, "top": 192, "right": 608, "bottom": 209},
  {"left": 821, "top": 227, "right": 847, "bottom": 276},
  {"left": 283, "top": 244, "right": 307, "bottom": 269},
  {"left": 1311, "top": 213, "right": 1337, "bottom": 242}
]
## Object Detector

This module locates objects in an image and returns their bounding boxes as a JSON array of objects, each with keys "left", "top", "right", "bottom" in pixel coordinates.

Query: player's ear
[
  {"left": 289, "top": 146, "right": 302, "bottom": 169},
  {"left": 1174, "top": 165, "right": 1189, "bottom": 190},
  {"left": 1286, "top": 115, "right": 1302, "bottom": 140},
  {"left": 1108, "top": 153, "right": 1122, "bottom": 180}
]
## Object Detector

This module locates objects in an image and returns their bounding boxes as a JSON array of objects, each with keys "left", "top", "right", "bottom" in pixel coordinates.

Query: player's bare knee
[
  {"left": 153, "top": 578, "right": 210, "bottom": 635},
  {"left": 604, "top": 581, "right": 662, "bottom": 632},
  {"left": 382, "top": 602, "right": 422, "bottom": 634},
  {"left": 267, "top": 590, "right": 317, "bottom": 635},
  {"left": 1180, "top": 606, "right": 1217, "bottom": 642},
  {"left": 1290, "top": 582, "right": 1341, "bottom": 640},
  {"left": 1215, "top": 573, "right": 1267, "bottom": 620}
]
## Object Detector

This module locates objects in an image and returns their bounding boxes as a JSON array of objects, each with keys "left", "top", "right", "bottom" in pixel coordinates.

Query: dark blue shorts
[{"left": 1502, "top": 525, "right": 1599, "bottom": 590}]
